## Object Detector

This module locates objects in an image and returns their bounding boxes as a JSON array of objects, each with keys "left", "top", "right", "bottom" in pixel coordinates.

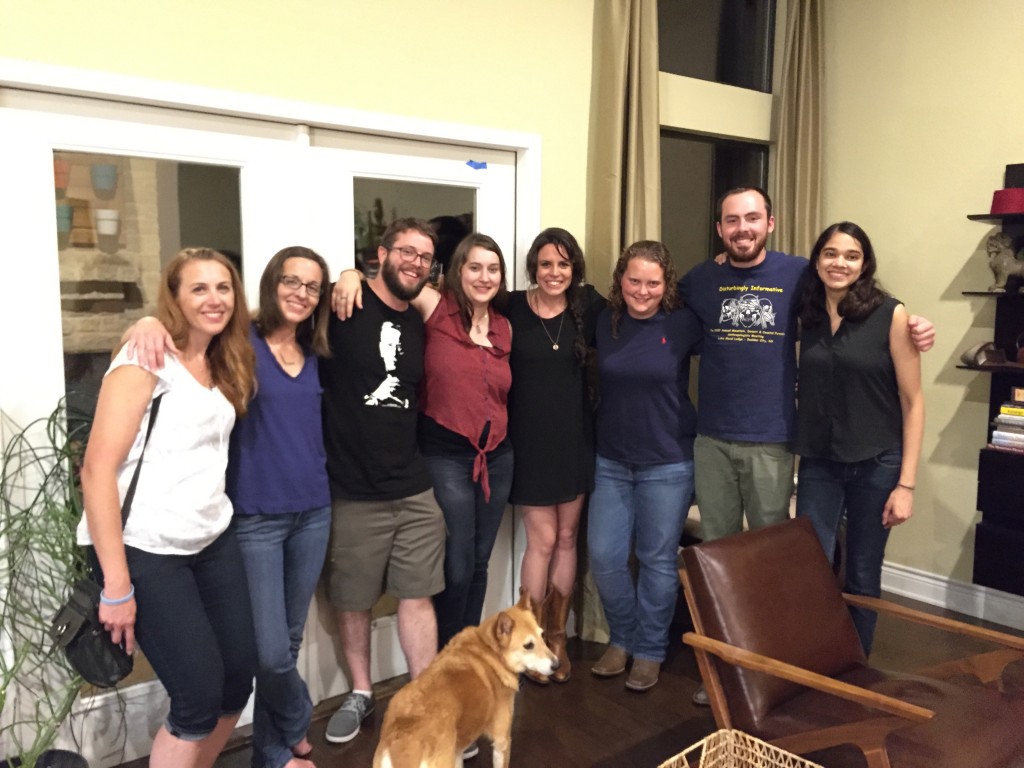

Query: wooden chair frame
[{"left": 679, "top": 567, "right": 1024, "bottom": 768}]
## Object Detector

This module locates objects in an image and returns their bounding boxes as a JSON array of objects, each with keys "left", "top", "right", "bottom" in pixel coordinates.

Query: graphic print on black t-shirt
[{"left": 364, "top": 320, "right": 410, "bottom": 408}]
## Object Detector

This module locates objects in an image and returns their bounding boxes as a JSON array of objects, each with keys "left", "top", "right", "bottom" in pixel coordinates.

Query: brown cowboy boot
[
  {"left": 522, "top": 587, "right": 550, "bottom": 685},
  {"left": 545, "top": 585, "right": 573, "bottom": 683}
]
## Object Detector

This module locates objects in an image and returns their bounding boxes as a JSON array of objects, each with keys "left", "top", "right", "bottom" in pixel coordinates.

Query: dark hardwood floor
[{"left": 119, "top": 594, "right": 1017, "bottom": 768}]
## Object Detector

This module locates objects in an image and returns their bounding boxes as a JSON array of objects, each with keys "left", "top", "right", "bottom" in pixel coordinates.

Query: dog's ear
[{"left": 494, "top": 612, "right": 515, "bottom": 647}]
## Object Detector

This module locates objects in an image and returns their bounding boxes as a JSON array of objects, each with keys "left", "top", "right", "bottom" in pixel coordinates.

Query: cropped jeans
[
  {"left": 796, "top": 448, "right": 902, "bottom": 656},
  {"left": 127, "top": 527, "right": 257, "bottom": 741},
  {"left": 426, "top": 449, "right": 514, "bottom": 648},
  {"left": 588, "top": 455, "right": 694, "bottom": 663},
  {"left": 234, "top": 506, "right": 331, "bottom": 768}
]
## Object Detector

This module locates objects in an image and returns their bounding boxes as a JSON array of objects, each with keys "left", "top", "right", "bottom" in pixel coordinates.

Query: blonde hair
[{"left": 157, "top": 247, "right": 255, "bottom": 416}]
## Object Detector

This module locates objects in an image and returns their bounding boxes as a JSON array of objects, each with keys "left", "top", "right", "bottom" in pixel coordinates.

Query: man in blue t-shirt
[{"left": 679, "top": 187, "right": 805, "bottom": 542}]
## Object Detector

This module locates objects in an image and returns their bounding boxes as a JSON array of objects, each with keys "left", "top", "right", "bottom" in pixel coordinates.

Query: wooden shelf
[
  {"left": 956, "top": 364, "right": 1024, "bottom": 375},
  {"left": 967, "top": 213, "right": 1024, "bottom": 223},
  {"left": 982, "top": 444, "right": 1024, "bottom": 458}
]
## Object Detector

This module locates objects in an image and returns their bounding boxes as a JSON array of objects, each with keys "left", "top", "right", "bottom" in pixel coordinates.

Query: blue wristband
[{"left": 100, "top": 584, "right": 135, "bottom": 606}]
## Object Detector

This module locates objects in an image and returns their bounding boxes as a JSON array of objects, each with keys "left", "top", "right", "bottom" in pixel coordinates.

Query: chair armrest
[
  {"left": 842, "top": 594, "right": 1024, "bottom": 652},
  {"left": 682, "top": 632, "right": 934, "bottom": 723}
]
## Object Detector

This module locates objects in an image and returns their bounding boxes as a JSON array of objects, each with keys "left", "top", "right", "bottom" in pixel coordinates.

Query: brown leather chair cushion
[{"left": 682, "top": 518, "right": 867, "bottom": 731}]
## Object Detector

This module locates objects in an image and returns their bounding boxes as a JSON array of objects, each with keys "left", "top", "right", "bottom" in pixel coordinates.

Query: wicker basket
[{"left": 658, "top": 729, "right": 823, "bottom": 768}]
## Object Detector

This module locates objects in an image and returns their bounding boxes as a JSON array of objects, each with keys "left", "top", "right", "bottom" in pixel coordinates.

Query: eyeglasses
[
  {"left": 389, "top": 245, "right": 434, "bottom": 267},
  {"left": 279, "top": 274, "right": 322, "bottom": 297}
]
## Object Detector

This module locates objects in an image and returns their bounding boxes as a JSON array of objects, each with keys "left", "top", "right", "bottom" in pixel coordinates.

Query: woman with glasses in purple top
[{"left": 124, "top": 246, "right": 333, "bottom": 768}]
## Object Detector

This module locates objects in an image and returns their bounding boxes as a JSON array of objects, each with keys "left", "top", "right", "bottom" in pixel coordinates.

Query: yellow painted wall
[
  {"left": 0, "top": 0, "right": 595, "bottom": 241},
  {"left": 822, "top": 0, "right": 1024, "bottom": 581}
]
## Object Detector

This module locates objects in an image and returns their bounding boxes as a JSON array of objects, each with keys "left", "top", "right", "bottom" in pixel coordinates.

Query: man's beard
[
  {"left": 382, "top": 256, "right": 428, "bottom": 301},
  {"left": 725, "top": 231, "right": 768, "bottom": 264}
]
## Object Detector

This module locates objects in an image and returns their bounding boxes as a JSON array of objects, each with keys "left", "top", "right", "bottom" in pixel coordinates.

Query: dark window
[
  {"left": 658, "top": 0, "right": 776, "bottom": 93},
  {"left": 660, "top": 129, "right": 768, "bottom": 276}
]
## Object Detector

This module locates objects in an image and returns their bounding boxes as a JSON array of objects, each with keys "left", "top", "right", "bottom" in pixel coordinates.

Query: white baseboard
[{"left": 881, "top": 561, "right": 1024, "bottom": 632}]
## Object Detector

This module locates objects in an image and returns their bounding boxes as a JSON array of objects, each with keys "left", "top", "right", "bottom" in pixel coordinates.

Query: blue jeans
[
  {"left": 587, "top": 455, "right": 694, "bottom": 662},
  {"left": 127, "top": 528, "right": 257, "bottom": 741},
  {"left": 796, "top": 449, "right": 902, "bottom": 656},
  {"left": 426, "top": 450, "right": 514, "bottom": 648},
  {"left": 234, "top": 506, "right": 331, "bottom": 768}
]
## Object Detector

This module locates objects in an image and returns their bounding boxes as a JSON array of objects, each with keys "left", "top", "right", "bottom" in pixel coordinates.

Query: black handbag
[{"left": 50, "top": 394, "right": 163, "bottom": 688}]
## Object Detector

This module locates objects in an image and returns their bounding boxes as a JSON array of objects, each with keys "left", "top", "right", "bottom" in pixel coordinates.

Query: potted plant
[{"left": 1, "top": 399, "right": 91, "bottom": 768}]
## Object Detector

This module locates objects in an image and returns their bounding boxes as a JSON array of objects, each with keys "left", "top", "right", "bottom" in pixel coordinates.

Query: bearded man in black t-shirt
[{"left": 319, "top": 218, "right": 446, "bottom": 745}]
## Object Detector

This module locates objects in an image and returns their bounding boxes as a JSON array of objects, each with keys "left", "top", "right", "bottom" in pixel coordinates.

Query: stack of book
[{"left": 990, "top": 398, "right": 1024, "bottom": 454}]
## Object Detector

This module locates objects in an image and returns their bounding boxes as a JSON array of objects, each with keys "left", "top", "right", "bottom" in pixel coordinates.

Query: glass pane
[
  {"left": 660, "top": 129, "right": 768, "bottom": 276},
  {"left": 658, "top": 0, "right": 776, "bottom": 93},
  {"left": 353, "top": 178, "right": 475, "bottom": 284},
  {"left": 54, "top": 151, "right": 241, "bottom": 419}
]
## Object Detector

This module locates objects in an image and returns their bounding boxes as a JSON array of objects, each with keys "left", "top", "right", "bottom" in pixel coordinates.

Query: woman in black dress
[{"left": 506, "top": 228, "right": 605, "bottom": 684}]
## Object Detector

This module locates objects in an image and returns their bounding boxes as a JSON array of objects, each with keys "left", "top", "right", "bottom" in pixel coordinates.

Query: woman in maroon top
[{"left": 335, "top": 234, "right": 513, "bottom": 648}]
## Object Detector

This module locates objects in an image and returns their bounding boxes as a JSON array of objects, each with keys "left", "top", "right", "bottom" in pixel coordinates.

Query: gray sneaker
[
  {"left": 462, "top": 740, "right": 480, "bottom": 759},
  {"left": 325, "top": 692, "right": 374, "bottom": 743}
]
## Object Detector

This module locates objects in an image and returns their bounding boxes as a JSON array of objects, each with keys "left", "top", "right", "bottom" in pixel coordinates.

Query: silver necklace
[{"left": 539, "top": 312, "right": 565, "bottom": 350}]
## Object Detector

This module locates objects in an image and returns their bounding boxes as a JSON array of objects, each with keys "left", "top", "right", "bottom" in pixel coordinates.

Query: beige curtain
[
  {"left": 585, "top": 0, "right": 661, "bottom": 293},
  {"left": 578, "top": 0, "right": 661, "bottom": 643},
  {"left": 771, "top": 0, "right": 824, "bottom": 256}
]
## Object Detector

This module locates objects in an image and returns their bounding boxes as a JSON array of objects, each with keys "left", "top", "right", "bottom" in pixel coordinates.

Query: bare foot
[
  {"left": 292, "top": 737, "right": 313, "bottom": 758},
  {"left": 283, "top": 758, "right": 315, "bottom": 768}
]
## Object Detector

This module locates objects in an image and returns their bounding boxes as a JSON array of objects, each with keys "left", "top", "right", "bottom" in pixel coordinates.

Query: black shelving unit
[{"left": 964, "top": 170, "right": 1024, "bottom": 597}]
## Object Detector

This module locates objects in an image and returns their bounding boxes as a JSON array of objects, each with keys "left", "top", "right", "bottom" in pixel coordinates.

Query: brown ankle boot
[{"left": 544, "top": 585, "right": 573, "bottom": 683}]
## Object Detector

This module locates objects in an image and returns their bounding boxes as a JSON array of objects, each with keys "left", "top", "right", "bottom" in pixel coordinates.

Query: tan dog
[{"left": 373, "top": 590, "right": 558, "bottom": 768}]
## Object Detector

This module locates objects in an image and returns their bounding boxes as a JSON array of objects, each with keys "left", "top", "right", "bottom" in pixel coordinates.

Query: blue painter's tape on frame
[{"left": 466, "top": 160, "right": 487, "bottom": 170}]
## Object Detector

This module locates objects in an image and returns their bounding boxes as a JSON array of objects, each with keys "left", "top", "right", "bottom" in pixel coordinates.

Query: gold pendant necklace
[
  {"left": 530, "top": 288, "right": 567, "bottom": 350},
  {"left": 539, "top": 312, "right": 565, "bottom": 351}
]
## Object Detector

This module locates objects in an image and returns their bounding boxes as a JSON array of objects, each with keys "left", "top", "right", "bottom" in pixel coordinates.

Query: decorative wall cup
[
  {"left": 55, "top": 203, "right": 74, "bottom": 233},
  {"left": 90, "top": 163, "right": 118, "bottom": 195},
  {"left": 94, "top": 208, "right": 119, "bottom": 236},
  {"left": 53, "top": 158, "right": 71, "bottom": 196}
]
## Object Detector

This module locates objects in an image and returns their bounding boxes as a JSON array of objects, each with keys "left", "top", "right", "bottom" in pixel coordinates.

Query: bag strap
[{"left": 120, "top": 393, "right": 163, "bottom": 528}]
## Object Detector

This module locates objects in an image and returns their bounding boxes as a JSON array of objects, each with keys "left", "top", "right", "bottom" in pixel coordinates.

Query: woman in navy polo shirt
[{"left": 588, "top": 240, "right": 702, "bottom": 693}]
